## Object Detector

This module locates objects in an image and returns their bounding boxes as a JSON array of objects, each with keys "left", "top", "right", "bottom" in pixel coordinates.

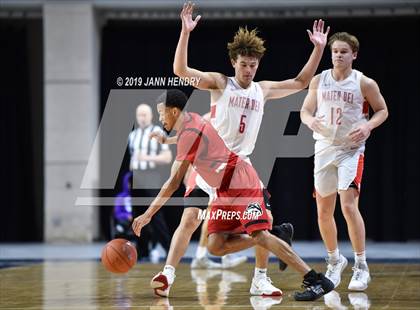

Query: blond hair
[
  {"left": 227, "top": 27, "right": 266, "bottom": 61},
  {"left": 328, "top": 32, "right": 360, "bottom": 53}
]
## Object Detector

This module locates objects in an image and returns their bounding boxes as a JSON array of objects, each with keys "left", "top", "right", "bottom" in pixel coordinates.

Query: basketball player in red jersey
[
  {"left": 172, "top": 2, "right": 329, "bottom": 295},
  {"left": 132, "top": 89, "right": 334, "bottom": 301}
]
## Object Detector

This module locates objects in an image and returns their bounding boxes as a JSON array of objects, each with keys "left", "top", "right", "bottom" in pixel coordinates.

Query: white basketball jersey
[
  {"left": 210, "top": 77, "right": 265, "bottom": 158},
  {"left": 315, "top": 69, "right": 369, "bottom": 146}
]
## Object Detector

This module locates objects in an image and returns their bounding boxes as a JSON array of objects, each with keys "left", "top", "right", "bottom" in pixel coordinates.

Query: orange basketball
[{"left": 101, "top": 239, "right": 137, "bottom": 273}]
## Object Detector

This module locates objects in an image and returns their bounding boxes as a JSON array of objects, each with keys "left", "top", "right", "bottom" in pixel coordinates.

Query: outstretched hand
[
  {"left": 307, "top": 19, "right": 330, "bottom": 48},
  {"left": 132, "top": 213, "right": 152, "bottom": 237},
  {"left": 180, "top": 2, "right": 201, "bottom": 34}
]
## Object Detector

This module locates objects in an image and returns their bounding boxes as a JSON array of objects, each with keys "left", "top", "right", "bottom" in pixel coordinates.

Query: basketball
[{"left": 101, "top": 239, "right": 137, "bottom": 273}]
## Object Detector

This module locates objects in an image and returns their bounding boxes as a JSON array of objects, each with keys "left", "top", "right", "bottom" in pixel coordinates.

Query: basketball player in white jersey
[
  {"left": 300, "top": 32, "right": 388, "bottom": 290},
  {"left": 147, "top": 2, "right": 329, "bottom": 298}
]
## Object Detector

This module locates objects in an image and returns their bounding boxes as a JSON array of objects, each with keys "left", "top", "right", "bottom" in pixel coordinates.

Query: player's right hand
[
  {"left": 150, "top": 131, "right": 166, "bottom": 144},
  {"left": 180, "top": 2, "right": 201, "bottom": 33},
  {"left": 309, "top": 115, "right": 329, "bottom": 135},
  {"left": 132, "top": 213, "right": 151, "bottom": 237}
]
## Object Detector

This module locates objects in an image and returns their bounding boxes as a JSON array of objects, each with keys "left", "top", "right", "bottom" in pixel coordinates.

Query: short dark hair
[{"left": 156, "top": 89, "right": 188, "bottom": 111}]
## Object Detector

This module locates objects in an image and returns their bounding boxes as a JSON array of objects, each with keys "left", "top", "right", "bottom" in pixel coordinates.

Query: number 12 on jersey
[
  {"left": 239, "top": 114, "right": 246, "bottom": 133},
  {"left": 331, "top": 107, "right": 343, "bottom": 125}
]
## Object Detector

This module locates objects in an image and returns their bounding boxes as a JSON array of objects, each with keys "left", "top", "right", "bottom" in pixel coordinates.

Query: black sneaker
[
  {"left": 271, "top": 223, "right": 294, "bottom": 271},
  {"left": 294, "top": 271, "right": 334, "bottom": 301}
]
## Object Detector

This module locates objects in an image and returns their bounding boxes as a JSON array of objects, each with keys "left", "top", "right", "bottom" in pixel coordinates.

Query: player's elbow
[
  {"left": 295, "top": 76, "right": 310, "bottom": 89},
  {"left": 383, "top": 107, "right": 389, "bottom": 121},
  {"left": 300, "top": 109, "right": 311, "bottom": 125},
  {"left": 173, "top": 65, "right": 187, "bottom": 77}
]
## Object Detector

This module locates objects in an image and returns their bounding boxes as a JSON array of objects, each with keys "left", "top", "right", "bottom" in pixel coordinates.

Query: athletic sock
[
  {"left": 354, "top": 251, "right": 367, "bottom": 269},
  {"left": 163, "top": 265, "right": 176, "bottom": 282},
  {"left": 254, "top": 267, "right": 267, "bottom": 279},
  {"left": 328, "top": 248, "right": 340, "bottom": 263}
]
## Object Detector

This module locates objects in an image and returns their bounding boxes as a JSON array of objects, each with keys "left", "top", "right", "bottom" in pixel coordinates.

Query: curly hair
[
  {"left": 328, "top": 32, "right": 360, "bottom": 53},
  {"left": 227, "top": 27, "right": 266, "bottom": 61}
]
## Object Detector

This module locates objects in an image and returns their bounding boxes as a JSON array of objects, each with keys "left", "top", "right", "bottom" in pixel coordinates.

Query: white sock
[
  {"left": 254, "top": 268, "right": 267, "bottom": 279},
  {"left": 328, "top": 248, "right": 340, "bottom": 263},
  {"left": 196, "top": 246, "right": 207, "bottom": 259},
  {"left": 354, "top": 251, "right": 367, "bottom": 267},
  {"left": 163, "top": 265, "right": 176, "bottom": 281}
]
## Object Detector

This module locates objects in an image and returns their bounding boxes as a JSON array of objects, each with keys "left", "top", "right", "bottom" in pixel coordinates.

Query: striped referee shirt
[{"left": 128, "top": 124, "right": 169, "bottom": 170}]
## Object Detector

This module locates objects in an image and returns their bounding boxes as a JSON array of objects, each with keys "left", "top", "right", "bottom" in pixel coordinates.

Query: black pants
[{"left": 132, "top": 170, "right": 171, "bottom": 258}]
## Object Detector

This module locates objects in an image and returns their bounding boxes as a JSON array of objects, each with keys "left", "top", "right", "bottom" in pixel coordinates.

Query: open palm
[
  {"left": 307, "top": 19, "right": 330, "bottom": 48},
  {"left": 180, "top": 2, "right": 201, "bottom": 33}
]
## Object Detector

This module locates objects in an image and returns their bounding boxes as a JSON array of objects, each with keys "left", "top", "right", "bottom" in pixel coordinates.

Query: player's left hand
[
  {"left": 307, "top": 19, "right": 330, "bottom": 48},
  {"left": 132, "top": 213, "right": 152, "bottom": 237},
  {"left": 348, "top": 123, "right": 372, "bottom": 144}
]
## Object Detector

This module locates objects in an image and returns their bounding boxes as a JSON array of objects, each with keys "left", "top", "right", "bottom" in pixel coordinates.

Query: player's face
[
  {"left": 232, "top": 55, "right": 259, "bottom": 87},
  {"left": 331, "top": 41, "right": 357, "bottom": 68},
  {"left": 157, "top": 102, "right": 176, "bottom": 132}
]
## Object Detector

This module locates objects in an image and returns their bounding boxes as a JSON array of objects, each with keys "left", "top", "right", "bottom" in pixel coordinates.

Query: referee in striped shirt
[{"left": 128, "top": 103, "right": 172, "bottom": 260}]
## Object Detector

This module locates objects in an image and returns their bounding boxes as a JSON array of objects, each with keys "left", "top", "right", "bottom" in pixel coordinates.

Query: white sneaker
[
  {"left": 348, "top": 265, "right": 371, "bottom": 291},
  {"left": 150, "top": 272, "right": 175, "bottom": 297},
  {"left": 191, "top": 256, "right": 222, "bottom": 269},
  {"left": 221, "top": 254, "right": 247, "bottom": 269},
  {"left": 348, "top": 292, "right": 371, "bottom": 309},
  {"left": 325, "top": 254, "right": 348, "bottom": 288},
  {"left": 324, "top": 290, "right": 348, "bottom": 310},
  {"left": 150, "top": 249, "right": 160, "bottom": 264},
  {"left": 250, "top": 296, "right": 282, "bottom": 309},
  {"left": 250, "top": 276, "right": 282, "bottom": 296}
]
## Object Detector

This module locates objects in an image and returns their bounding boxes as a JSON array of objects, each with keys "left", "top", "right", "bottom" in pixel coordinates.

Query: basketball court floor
[{"left": 1, "top": 242, "right": 419, "bottom": 309}]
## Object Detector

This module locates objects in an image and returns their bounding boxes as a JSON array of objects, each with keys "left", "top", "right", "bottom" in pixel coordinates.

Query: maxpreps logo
[
  {"left": 197, "top": 204, "right": 262, "bottom": 221},
  {"left": 244, "top": 202, "right": 263, "bottom": 218}
]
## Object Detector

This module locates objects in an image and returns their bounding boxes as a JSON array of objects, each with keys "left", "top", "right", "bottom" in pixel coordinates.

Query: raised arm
[
  {"left": 260, "top": 20, "right": 330, "bottom": 100},
  {"left": 173, "top": 2, "right": 226, "bottom": 90},
  {"left": 132, "top": 159, "right": 191, "bottom": 236},
  {"left": 348, "top": 76, "right": 389, "bottom": 144}
]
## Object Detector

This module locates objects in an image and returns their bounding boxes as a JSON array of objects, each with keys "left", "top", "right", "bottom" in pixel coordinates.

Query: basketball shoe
[
  {"left": 325, "top": 254, "right": 348, "bottom": 288},
  {"left": 294, "top": 270, "right": 334, "bottom": 301},
  {"left": 150, "top": 272, "right": 175, "bottom": 297},
  {"left": 271, "top": 223, "right": 294, "bottom": 271},
  {"left": 250, "top": 276, "right": 282, "bottom": 296},
  {"left": 348, "top": 263, "right": 371, "bottom": 291}
]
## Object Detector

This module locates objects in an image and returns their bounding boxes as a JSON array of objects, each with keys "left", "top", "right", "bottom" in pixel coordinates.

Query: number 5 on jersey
[{"left": 239, "top": 114, "right": 246, "bottom": 133}]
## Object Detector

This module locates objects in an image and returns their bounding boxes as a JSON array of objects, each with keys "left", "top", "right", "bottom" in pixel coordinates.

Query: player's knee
[
  {"left": 180, "top": 210, "right": 201, "bottom": 233},
  {"left": 207, "top": 245, "right": 225, "bottom": 256},
  {"left": 207, "top": 236, "right": 225, "bottom": 256},
  {"left": 341, "top": 203, "right": 358, "bottom": 217},
  {"left": 317, "top": 207, "right": 334, "bottom": 221},
  {"left": 251, "top": 230, "right": 269, "bottom": 248}
]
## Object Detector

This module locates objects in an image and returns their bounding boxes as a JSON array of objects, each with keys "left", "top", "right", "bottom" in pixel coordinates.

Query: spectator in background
[
  {"left": 128, "top": 103, "right": 173, "bottom": 263},
  {"left": 113, "top": 171, "right": 134, "bottom": 240}
]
